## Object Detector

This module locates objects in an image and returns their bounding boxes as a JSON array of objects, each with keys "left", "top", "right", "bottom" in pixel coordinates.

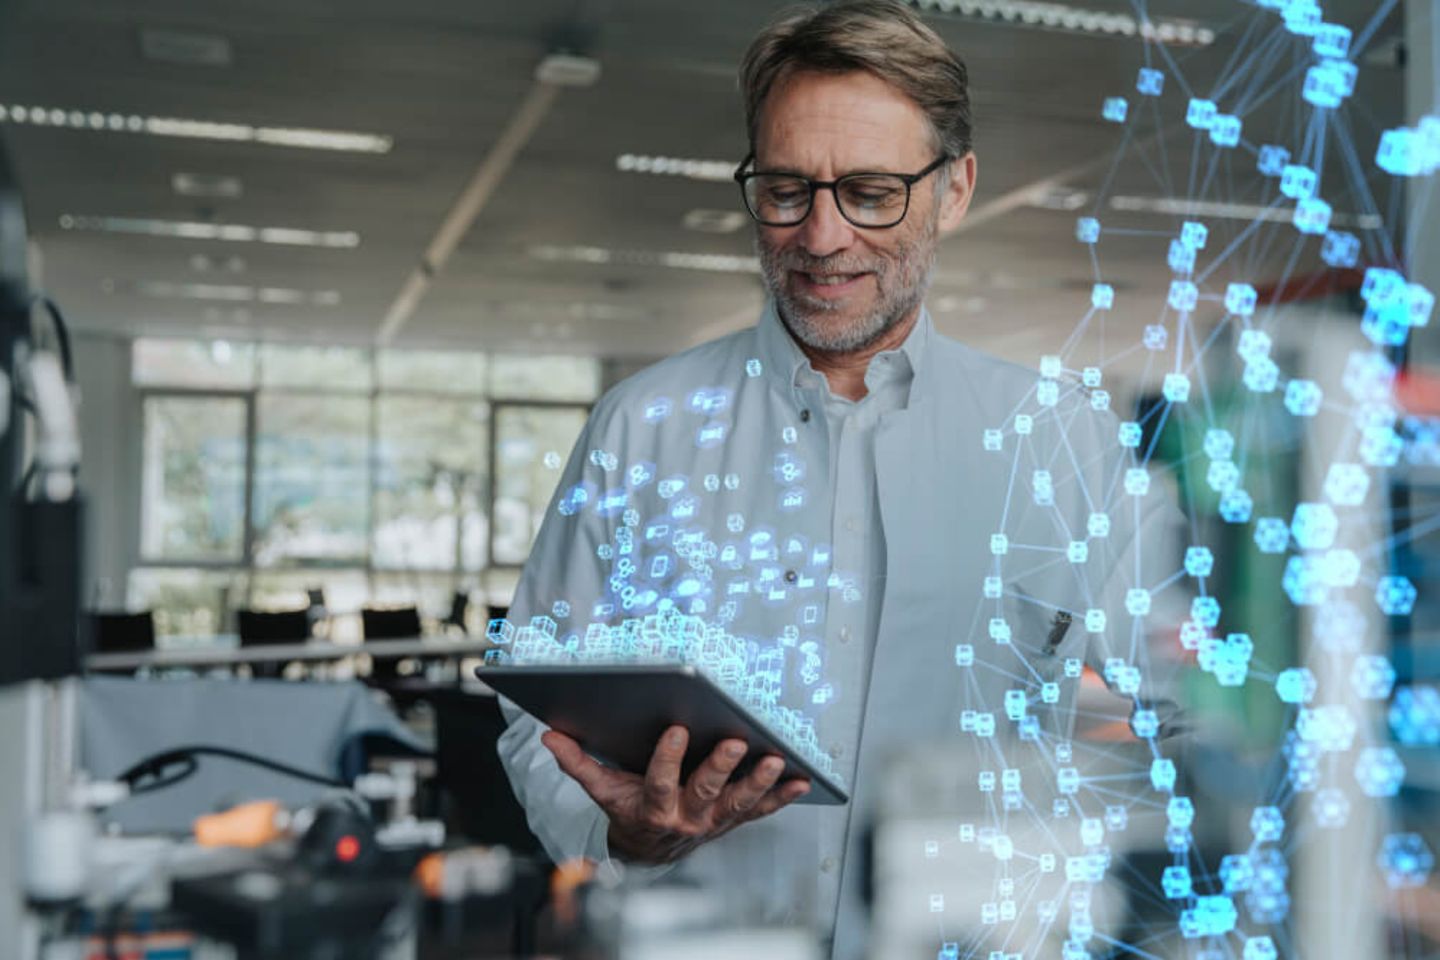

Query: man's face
[{"left": 752, "top": 69, "right": 972, "bottom": 354}]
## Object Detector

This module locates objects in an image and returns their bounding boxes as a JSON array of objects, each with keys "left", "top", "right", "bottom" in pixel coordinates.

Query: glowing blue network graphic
[{"left": 488, "top": 0, "right": 1440, "bottom": 955}]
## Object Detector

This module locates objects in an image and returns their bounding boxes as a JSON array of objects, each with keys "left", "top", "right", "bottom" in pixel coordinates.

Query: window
[
  {"left": 492, "top": 405, "right": 590, "bottom": 565},
  {"left": 253, "top": 393, "right": 371, "bottom": 565},
  {"left": 374, "top": 396, "right": 489, "bottom": 571},
  {"left": 140, "top": 396, "right": 247, "bottom": 562},
  {"left": 130, "top": 338, "right": 599, "bottom": 634}
]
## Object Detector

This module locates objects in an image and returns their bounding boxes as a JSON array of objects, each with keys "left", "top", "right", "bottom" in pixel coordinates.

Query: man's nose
[{"left": 795, "top": 187, "right": 855, "bottom": 258}]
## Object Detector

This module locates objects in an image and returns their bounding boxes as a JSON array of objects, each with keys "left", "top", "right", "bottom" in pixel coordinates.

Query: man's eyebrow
[{"left": 753, "top": 161, "right": 908, "bottom": 177}]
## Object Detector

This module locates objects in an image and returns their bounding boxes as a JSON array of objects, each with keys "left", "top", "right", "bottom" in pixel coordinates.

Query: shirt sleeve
[{"left": 492, "top": 399, "right": 678, "bottom": 881}]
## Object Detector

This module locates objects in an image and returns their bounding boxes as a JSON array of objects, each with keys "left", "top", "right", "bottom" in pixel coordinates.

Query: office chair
[
  {"left": 236, "top": 608, "right": 310, "bottom": 678},
  {"left": 88, "top": 611, "right": 157, "bottom": 654},
  {"left": 361, "top": 605, "right": 423, "bottom": 682}
]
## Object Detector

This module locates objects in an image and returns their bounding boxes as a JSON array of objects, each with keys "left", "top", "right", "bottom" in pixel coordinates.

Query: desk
[{"left": 86, "top": 636, "right": 493, "bottom": 672}]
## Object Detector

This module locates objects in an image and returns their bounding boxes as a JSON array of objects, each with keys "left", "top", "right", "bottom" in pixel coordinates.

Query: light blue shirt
[{"left": 497, "top": 300, "right": 1180, "bottom": 957}]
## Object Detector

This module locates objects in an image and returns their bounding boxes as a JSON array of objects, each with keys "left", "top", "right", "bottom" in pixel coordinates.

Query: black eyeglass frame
[{"left": 732, "top": 152, "right": 951, "bottom": 229}]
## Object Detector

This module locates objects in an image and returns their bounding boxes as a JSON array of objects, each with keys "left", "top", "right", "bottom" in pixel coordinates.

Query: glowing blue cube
[
  {"left": 1291, "top": 502, "right": 1338, "bottom": 549},
  {"left": 1355, "top": 745, "right": 1406, "bottom": 797},
  {"left": 1091, "top": 283, "right": 1114, "bottom": 309},
  {"left": 1076, "top": 217, "right": 1101, "bottom": 243},
  {"left": 1379, "top": 833, "right": 1434, "bottom": 889},
  {"left": 1151, "top": 758, "right": 1177, "bottom": 792},
  {"left": 1360, "top": 425, "right": 1403, "bottom": 466},
  {"left": 1207, "top": 459, "right": 1239, "bottom": 494},
  {"left": 1125, "top": 588, "right": 1151, "bottom": 616},
  {"left": 1294, "top": 196, "right": 1332, "bottom": 235},
  {"left": 1244, "top": 356, "right": 1280, "bottom": 393},
  {"left": 1255, "top": 516, "right": 1290, "bottom": 553},
  {"left": 1004, "top": 689, "right": 1027, "bottom": 720},
  {"left": 1125, "top": 468, "right": 1151, "bottom": 496},
  {"left": 1167, "top": 239, "right": 1196, "bottom": 273},
  {"left": 1221, "top": 855, "right": 1254, "bottom": 893},
  {"left": 1118, "top": 422, "right": 1142, "bottom": 448},
  {"left": 1203, "top": 428, "right": 1234, "bottom": 460},
  {"left": 1185, "top": 896, "right": 1238, "bottom": 937},
  {"left": 1144, "top": 324, "right": 1168, "bottom": 350},
  {"left": 1283, "top": 0, "right": 1321, "bottom": 35},
  {"left": 1390, "top": 686, "right": 1440, "bottom": 746},
  {"left": 1137, "top": 67, "right": 1164, "bottom": 96},
  {"left": 1131, "top": 708, "right": 1159, "bottom": 738},
  {"left": 1408, "top": 283, "right": 1435, "bottom": 326},
  {"left": 1162, "top": 865, "right": 1193, "bottom": 899},
  {"left": 954, "top": 643, "right": 974, "bottom": 667},
  {"left": 1192, "top": 596, "right": 1221, "bottom": 627},
  {"left": 1314, "top": 22, "right": 1351, "bottom": 57},
  {"left": 1085, "top": 608, "right": 1106, "bottom": 633},
  {"left": 1258, "top": 144, "right": 1290, "bottom": 176},
  {"left": 1090, "top": 390, "right": 1110, "bottom": 411},
  {"left": 1180, "top": 221, "right": 1208, "bottom": 250},
  {"left": 1220, "top": 489, "right": 1254, "bottom": 523},
  {"left": 1168, "top": 281, "right": 1198, "bottom": 311},
  {"left": 1102, "top": 97, "right": 1128, "bottom": 123},
  {"left": 1362, "top": 266, "right": 1405, "bottom": 303},
  {"left": 745, "top": 357, "right": 762, "bottom": 377},
  {"left": 990, "top": 533, "right": 1009, "bottom": 555},
  {"left": 1280, "top": 164, "right": 1318, "bottom": 199},
  {"left": 1283, "top": 556, "right": 1327, "bottom": 606},
  {"left": 1321, "top": 230, "right": 1360, "bottom": 267},
  {"left": 1275, "top": 667, "right": 1317, "bottom": 704},
  {"left": 1210, "top": 114, "right": 1242, "bottom": 148},
  {"left": 1375, "top": 575, "right": 1417, "bottom": 615},
  {"left": 1186, "top": 98, "right": 1217, "bottom": 130},
  {"left": 1350, "top": 654, "right": 1396, "bottom": 700},
  {"left": 1378, "top": 128, "right": 1423, "bottom": 176},
  {"left": 1185, "top": 546, "right": 1214, "bottom": 577},
  {"left": 1321, "top": 549, "right": 1360, "bottom": 588},
  {"left": 983, "top": 428, "right": 1003, "bottom": 451},
  {"left": 1163, "top": 372, "right": 1191, "bottom": 403},
  {"left": 1314, "top": 787, "right": 1350, "bottom": 828},
  {"left": 1225, "top": 282, "right": 1258, "bottom": 316},
  {"left": 1284, "top": 379, "right": 1322, "bottom": 416},
  {"left": 1082, "top": 366, "right": 1102, "bottom": 387},
  {"left": 1167, "top": 796, "right": 1195, "bottom": 828},
  {"left": 1303, "top": 63, "right": 1344, "bottom": 108},
  {"left": 1088, "top": 512, "right": 1110, "bottom": 537},
  {"left": 1243, "top": 936, "right": 1278, "bottom": 960},
  {"left": 1067, "top": 541, "right": 1088, "bottom": 563}
]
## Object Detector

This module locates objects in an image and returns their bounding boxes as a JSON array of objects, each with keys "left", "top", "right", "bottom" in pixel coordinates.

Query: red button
[{"left": 335, "top": 835, "right": 361, "bottom": 863}]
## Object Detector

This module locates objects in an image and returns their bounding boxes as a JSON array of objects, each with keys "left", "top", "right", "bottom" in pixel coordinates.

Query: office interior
[{"left": 2, "top": 0, "right": 1439, "bottom": 958}]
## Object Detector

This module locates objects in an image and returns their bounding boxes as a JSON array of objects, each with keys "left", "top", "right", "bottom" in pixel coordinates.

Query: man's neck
[{"left": 793, "top": 308, "right": 920, "bottom": 402}]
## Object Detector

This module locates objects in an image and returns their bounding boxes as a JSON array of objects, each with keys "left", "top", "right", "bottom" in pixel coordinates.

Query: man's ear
[{"left": 937, "top": 152, "right": 978, "bottom": 234}]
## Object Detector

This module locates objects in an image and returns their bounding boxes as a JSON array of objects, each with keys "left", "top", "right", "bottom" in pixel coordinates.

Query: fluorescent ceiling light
[
  {"left": 530, "top": 244, "right": 759, "bottom": 274},
  {"left": 616, "top": 154, "right": 735, "bottom": 182},
  {"left": 911, "top": 0, "right": 1217, "bottom": 47},
  {"left": 1108, "top": 194, "right": 1383, "bottom": 229},
  {"left": 0, "top": 103, "right": 392, "bottom": 154},
  {"left": 172, "top": 172, "right": 243, "bottom": 199},
  {"left": 683, "top": 209, "right": 748, "bottom": 233},
  {"left": 140, "top": 28, "right": 234, "bottom": 67},
  {"left": 119, "top": 280, "right": 342, "bottom": 305},
  {"left": 59, "top": 215, "right": 361, "bottom": 248}
]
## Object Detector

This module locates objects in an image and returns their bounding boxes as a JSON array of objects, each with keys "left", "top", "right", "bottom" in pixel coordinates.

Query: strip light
[
  {"left": 121, "top": 281, "right": 342, "bottom": 305},
  {"left": 616, "top": 154, "right": 736, "bottom": 182},
  {"left": 59, "top": 215, "right": 360, "bottom": 248},
  {"left": 0, "top": 103, "right": 392, "bottom": 154},
  {"left": 1108, "top": 195, "right": 1383, "bottom": 229},
  {"left": 911, "top": 0, "right": 1217, "bottom": 47},
  {"left": 530, "top": 244, "right": 759, "bottom": 274}
]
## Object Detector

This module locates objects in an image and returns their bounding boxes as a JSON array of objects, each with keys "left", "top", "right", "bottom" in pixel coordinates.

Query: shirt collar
[{"left": 756, "top": 299, "right": 932, "bottom": 406}]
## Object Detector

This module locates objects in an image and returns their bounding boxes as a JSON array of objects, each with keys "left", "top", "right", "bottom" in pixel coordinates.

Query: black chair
[
  {"left": 236, "top": 609, "right": 310, "bottom": 678},
  {"left": 88, "top": 611, "right": 156, "bottom": 653},
  {"left": 441, "top": 591, "right": 470, "bottom": 636},
  {"left": 362, "top": 606, "right": 423, "bottom": 682}
]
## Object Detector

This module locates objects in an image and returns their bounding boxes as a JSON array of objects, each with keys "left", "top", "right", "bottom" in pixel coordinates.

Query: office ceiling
[{"left": 0, "top": 0, "right": 1407, "bottom": 370}]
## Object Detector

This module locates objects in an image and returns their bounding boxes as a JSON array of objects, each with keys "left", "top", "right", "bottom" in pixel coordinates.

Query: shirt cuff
[{"left": 584, "top": 810, "right": 680, "bottom": 886}]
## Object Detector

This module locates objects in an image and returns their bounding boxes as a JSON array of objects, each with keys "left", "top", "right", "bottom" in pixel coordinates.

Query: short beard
[{"left": 757, "top": 213, "right": 939, "bottom": 355}]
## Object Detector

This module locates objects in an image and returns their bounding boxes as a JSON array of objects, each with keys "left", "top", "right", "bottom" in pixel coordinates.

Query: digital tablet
[{"left": 478, "top": 663, "right": 849, "bottom": 806}]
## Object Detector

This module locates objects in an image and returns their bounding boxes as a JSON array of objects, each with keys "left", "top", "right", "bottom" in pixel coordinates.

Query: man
[{"left": 499, "top": 1, "right": 1179, "bottom": 954}]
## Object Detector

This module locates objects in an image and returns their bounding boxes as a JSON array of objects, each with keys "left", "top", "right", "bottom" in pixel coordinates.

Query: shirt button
[
  {"left": 784, "top": 569, "right": 798, "bottom": 584},
  {"left": 820, "top": 857, "right": 837, "bottom": 873},
  {"left": 839, "top": 626, "right": 851, "bottom": 644},
  {"left": 800, "top": 408, "right": 812, "bottom": 423}
]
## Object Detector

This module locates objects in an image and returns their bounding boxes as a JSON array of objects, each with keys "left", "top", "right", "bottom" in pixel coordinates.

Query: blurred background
[{"left": 1, "top": 0, "right": 1438, "bottom": 958}]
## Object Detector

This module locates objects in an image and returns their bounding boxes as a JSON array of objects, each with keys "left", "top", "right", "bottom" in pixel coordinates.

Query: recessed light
[
  {"left": 616, "top": 154, "right": 735, "bottom": 182},
  {"left": 1, "top": 103, "right": 392, "bottom": 154},
  {"left": 683, "top": 209, "right": 748, "bottom": 234},
  {"left": 140, "top": 28, "right": 234, "bottom": 67},
  {"left": 530, "top": 244, "right": 759, "bottom": 274},
  {"left": 172, "top": 172, "right": 244, "bottom": 199},
  {"left": 120, "top": 280, "right": 342, "bottom": 305},
  {"left": 62, "top": 215, "right": 360, "bottom": 248}
]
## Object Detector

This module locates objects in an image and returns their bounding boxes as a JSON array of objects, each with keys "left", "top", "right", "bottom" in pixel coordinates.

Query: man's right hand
[{"left": 541, "top": 724, "right": 811, "bottom": 865}]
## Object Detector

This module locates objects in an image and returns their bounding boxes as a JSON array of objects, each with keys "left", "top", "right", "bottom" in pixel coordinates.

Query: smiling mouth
[{"left": 794, "top": 270, "right": 870, "bottom": 288}]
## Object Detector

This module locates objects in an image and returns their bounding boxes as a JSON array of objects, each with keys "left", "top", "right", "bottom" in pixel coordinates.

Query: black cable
[
  {"left": 117, "top": 745, "right": 347, "bottom": 796},
  {"left": 34, "top": 295, "right": 72, "bottom": 382}
]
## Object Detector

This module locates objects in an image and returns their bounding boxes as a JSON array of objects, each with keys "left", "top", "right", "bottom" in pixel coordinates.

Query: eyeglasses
[{"left": 733, "top": 153, "right": 950, "bottom": 229}]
